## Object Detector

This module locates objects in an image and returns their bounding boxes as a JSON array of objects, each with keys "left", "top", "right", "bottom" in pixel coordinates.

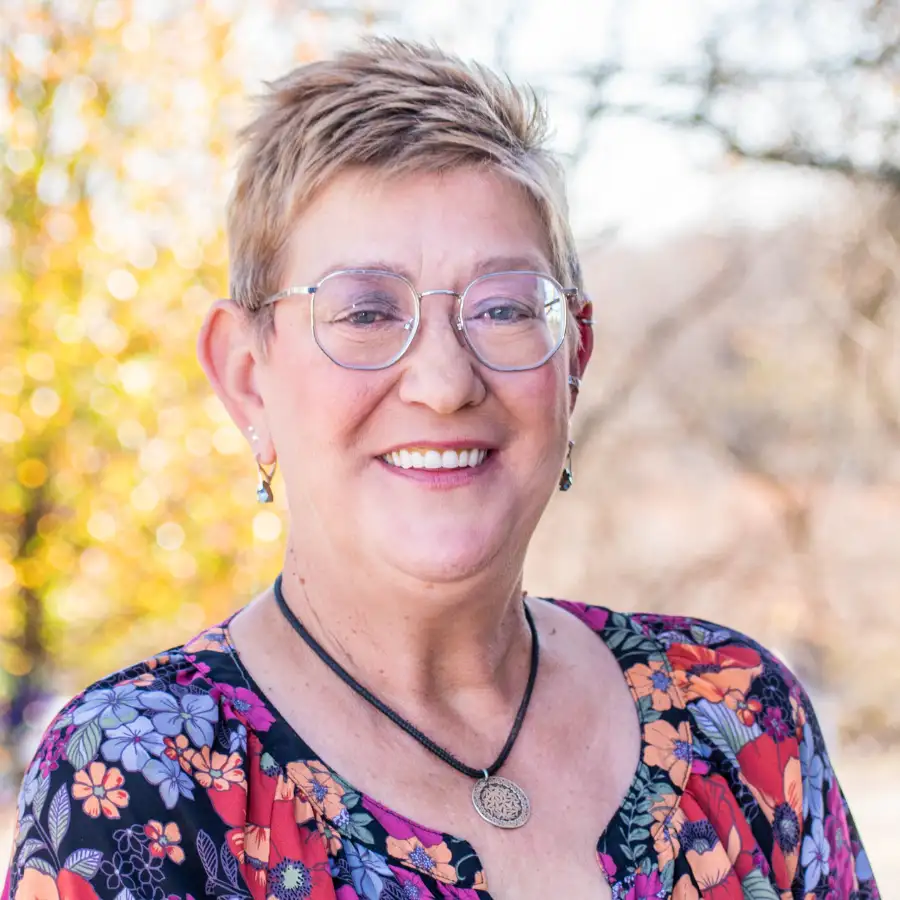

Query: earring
[
  {"left": 567, "top": 375, "right": 581, "bottom": 396},
  {"left": 256, "top": 458, "right": 277, "bottom": 503},
  {"left": 558, "top": 440, "right": 574, "bottom": 492}
]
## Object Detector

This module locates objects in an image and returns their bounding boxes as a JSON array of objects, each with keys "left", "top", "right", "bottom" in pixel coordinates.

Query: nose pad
[{"left": 417, "top": 289, "right": 469, "bottom": 352}]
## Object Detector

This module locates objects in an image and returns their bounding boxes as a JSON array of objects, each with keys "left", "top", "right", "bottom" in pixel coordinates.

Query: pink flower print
[{"left": 211, "top": 683, "right": 275, "bottom": 731}]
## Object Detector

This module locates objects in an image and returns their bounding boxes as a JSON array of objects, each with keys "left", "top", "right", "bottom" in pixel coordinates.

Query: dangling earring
[
  {"left": 256, "top": 458, "right": 277, "bottom": 503},
  {"left": 558, "top": 440, "right": 574, "bottom": 492}
]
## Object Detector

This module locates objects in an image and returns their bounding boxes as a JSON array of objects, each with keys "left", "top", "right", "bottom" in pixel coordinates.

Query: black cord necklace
[{"left": 272, "top": 572, "right": 537, "bottom": 828}]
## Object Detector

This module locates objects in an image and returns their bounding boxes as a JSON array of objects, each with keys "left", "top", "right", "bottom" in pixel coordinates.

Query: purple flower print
[
  {"left": 74, "top": 684, "right": 143, "bottom": 728},
  {"left": 100, "top": 716, "right": 166, "bottom": 771},
  {"left": 801, "top": 817, "right": 830, "bottom": 893},
  {"left": 143, "top": 754, "right": 195, "bottom": 809},
  {"left": 389, "top": 866, "right": 436, "bottom": 899},
  {"left": 140, "top": 690, "right": 218, "bottom": 746},
  {"left": 761, "top": 706, "right": 792, "bottom": 741}
]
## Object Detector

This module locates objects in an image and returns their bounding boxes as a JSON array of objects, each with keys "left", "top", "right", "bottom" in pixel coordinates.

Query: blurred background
[{"left": 2, "top": 0, "right": 898, "bottom": 891}]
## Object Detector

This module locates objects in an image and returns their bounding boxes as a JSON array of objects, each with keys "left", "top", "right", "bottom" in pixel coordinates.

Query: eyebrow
[{"left": 309, "top": 254, "right": 554, "bottom": 287}]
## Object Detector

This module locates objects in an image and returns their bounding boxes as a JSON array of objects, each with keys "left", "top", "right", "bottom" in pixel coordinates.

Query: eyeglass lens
[{"left": 311, "top": 271, "right": 566, "bottom": 370}]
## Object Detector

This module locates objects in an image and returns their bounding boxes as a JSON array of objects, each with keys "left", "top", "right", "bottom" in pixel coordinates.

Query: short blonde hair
[{"left": 227, "top": 38, "right": 581, "bottom": 339}]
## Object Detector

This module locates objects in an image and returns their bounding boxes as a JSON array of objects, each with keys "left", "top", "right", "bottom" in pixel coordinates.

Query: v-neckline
[{"left": 199, "top": 596, "right": 693, "bottom": 896}]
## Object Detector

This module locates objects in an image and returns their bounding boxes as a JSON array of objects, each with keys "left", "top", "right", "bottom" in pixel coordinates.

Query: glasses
[{"left": 261, "top": 269, "right": 579, "bottom": 372}]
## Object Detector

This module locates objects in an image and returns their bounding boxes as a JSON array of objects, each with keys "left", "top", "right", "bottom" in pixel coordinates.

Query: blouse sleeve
[
  {"left": 3, "top": 680, "right": 245, "bottom": 900},
  {"left": 793, "top": 675, "right": 880, "bottom": 898}
]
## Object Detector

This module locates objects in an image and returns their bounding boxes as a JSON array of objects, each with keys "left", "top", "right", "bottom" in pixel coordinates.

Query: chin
[{"left": 375, "top": 522, "right": 511, "bottom": 585}]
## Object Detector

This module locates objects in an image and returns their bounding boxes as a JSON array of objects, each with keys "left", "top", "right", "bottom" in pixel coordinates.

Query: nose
[{"left": 397, "top": 292, "right": 486, "bottom": 413}]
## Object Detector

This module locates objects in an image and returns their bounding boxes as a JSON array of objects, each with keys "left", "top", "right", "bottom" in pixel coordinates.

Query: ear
[
  {"left": 569, "top": 297, "right": 594, "bottom": 410},
  {"left": 575, "top": 297, "right": 594, "bottom": 378},
  {"left": 196, "top": 299, "right": 276, "bottom": 464}
]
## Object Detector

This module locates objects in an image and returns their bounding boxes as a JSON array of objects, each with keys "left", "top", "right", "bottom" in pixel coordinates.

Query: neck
[{"left": 276, "top": 535, "right": 531, "bottom": 712}]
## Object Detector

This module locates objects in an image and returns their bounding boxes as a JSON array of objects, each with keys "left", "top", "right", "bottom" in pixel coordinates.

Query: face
[{"left": 243, "top": 167, "right": 582, "bottom": 585}]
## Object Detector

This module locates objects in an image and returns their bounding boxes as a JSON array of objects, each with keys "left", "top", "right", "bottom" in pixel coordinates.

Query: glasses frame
[{"left": 260, "top": 268, "right": 582, "bottom": 372}]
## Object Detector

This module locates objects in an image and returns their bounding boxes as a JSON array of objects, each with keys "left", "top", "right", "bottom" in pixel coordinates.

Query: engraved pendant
[{"left": 471, "top": 775, "right": 530, "bottom": 829}]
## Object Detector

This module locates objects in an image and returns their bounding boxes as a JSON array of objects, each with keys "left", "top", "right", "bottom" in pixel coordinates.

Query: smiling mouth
[{"left": 380, "top": 448, "right": 492, "bottom": 470}]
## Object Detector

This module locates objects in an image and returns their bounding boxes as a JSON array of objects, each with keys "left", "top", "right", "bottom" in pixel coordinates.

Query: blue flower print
[
  {"left": 143, "top": 754, "right": 195, "bottom": 809},
  {"left": 345, "top": 840, "right": 392, "bottom": 899},
  {"left": 74, "top": 684, "right": 143, "bottom": 729},
  {"left": 140, "top": 690, "right": 218, "bottom": 746},
  {"left": 101, "top": 716, "right": 166, "bottom": 771},
  {"left": 801, "top": 817, "right": 830, "bottom": 893},
  {"left": 799, "top": 723, "right": 824, "bottom": 821}
]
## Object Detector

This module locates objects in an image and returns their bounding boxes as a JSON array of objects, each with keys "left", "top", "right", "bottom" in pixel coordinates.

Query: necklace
[{"left": 272, "top": 573, "right": 538, "bottom": 829}]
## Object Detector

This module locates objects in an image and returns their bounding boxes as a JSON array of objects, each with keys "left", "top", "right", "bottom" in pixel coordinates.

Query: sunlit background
[{"left": 2, "top": 0, "right": 898, "bottom": 891}]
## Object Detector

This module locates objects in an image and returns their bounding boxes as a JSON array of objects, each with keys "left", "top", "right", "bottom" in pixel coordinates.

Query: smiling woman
[{"left": 4, "top": 38, "right": 879, "bottom": 900}]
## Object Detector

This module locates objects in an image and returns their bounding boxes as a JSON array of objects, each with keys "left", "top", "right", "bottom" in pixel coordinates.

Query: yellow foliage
[{"left": 0, "top": 2, "right": 373, "bottom": 748}]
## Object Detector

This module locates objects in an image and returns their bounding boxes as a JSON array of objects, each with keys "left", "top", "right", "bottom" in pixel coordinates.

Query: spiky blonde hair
[{"left": 227, "top": 38, "right": 581, "bottom": 339}]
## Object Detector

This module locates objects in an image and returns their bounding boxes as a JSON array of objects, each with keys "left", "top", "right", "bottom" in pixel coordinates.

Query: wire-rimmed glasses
[{"left": 261, "top": 268, "right": 579, "bottom": 372}]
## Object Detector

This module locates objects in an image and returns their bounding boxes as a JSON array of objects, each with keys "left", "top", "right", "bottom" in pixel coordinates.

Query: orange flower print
[
  {"left": 679, "top": 817, "right": 737, "bottom": 897},
  {"left": 163, "top": 734, "right": 193, "bottom": 773},
  {"left": 144, "top": 820, "right": 186, "bottom": 864},
  {"left": 71, "top": 762, "right": 129, "bottom": 819},
  {"left": 627, "top": 659, "right": 684, "bottom": 711},
  {"left": 385, "top": 836, "right": 457, "bottom": 883},
  {"left": 666, "top": 643, "right": 763, "bottom": 704},
  {"left": 643, "top": 719, "right": 693, "bottom": 788},
  {"left": 286, "top": 760, "right": 347, "bottom": 821},
  {"left": 188, "top": 747, "right": 245, "bottom": 791},
  {"left": 736, "top": 734, "right": 803, "bottom": 891},
  {"left": 650, "top": 792, "right": 686, "bottom": 868},
  {"left": 725, "top": 690, "right": 763, "bottom": 726},
  {"left": 226, "top": 822, "right": 270, "bottom": 891}
]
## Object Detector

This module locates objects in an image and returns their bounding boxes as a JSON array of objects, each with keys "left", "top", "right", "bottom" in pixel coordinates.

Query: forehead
[{"left": 282, "top": 166, "right": 553, "bottom": 286}]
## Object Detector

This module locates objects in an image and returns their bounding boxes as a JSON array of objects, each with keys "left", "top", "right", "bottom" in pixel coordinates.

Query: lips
[{"left": 381, "top": 447, "right": 491, "bottom": 470}]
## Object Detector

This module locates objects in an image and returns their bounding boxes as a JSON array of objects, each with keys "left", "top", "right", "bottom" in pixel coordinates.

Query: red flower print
[
  {"left": 666, "top": 643, "right": 763, "bottom": 704},
  {"left": 71, "top": 762, "right": 129, "bottom": 819},
  {"left": 685, "top": 772, "right": 760, "bottom": 880},
  {"left": 724, "top": 691, "right": 762, "bottom": 726},
  {"left": 736, "top": 733, "right": 803, "bottom": 891},
  {"left": 12, "top": 866, "right": 99, "bottom": 900},
  {"left": 678, "top": 793, "right": 743, "bottom": 898},
  {"left": 144, "top": 820, "right": 186, "bottom": 864},
  {"left": 163, "top": 735, "right": 193, "bottom": 773}
]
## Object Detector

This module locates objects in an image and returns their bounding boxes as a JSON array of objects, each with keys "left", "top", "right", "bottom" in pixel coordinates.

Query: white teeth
[{"left": 382, "top": 448, "right": 489, "bottom": 470}]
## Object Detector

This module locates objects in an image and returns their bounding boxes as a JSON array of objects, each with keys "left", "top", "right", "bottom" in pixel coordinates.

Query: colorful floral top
[{"left": 4, "top": 600, "right": 880, "bottom": 900}]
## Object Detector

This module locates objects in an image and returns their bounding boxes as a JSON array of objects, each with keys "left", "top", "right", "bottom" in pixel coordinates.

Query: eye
[{"left": 468, "top": 298, "right": 538, "bottom": 323}]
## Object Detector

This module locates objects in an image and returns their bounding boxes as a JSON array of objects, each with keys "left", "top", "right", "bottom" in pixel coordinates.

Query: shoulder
[{"left": 6, "top": 621, "right": 253, "bottom": 900}]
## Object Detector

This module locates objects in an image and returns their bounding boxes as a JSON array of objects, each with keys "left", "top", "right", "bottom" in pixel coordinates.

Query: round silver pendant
[{"left": 472, "top": 775, "right": 530, "bottom": 829}]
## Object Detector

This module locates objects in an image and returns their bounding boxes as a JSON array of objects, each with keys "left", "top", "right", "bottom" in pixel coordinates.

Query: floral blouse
[{"left": 3, "top": 599, "right": 880, "bottom": 900}]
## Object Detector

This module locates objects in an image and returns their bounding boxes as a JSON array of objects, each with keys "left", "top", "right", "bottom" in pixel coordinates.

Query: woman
[{"left": 5, "top": 39, "right": 879, "bottom": 900}]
